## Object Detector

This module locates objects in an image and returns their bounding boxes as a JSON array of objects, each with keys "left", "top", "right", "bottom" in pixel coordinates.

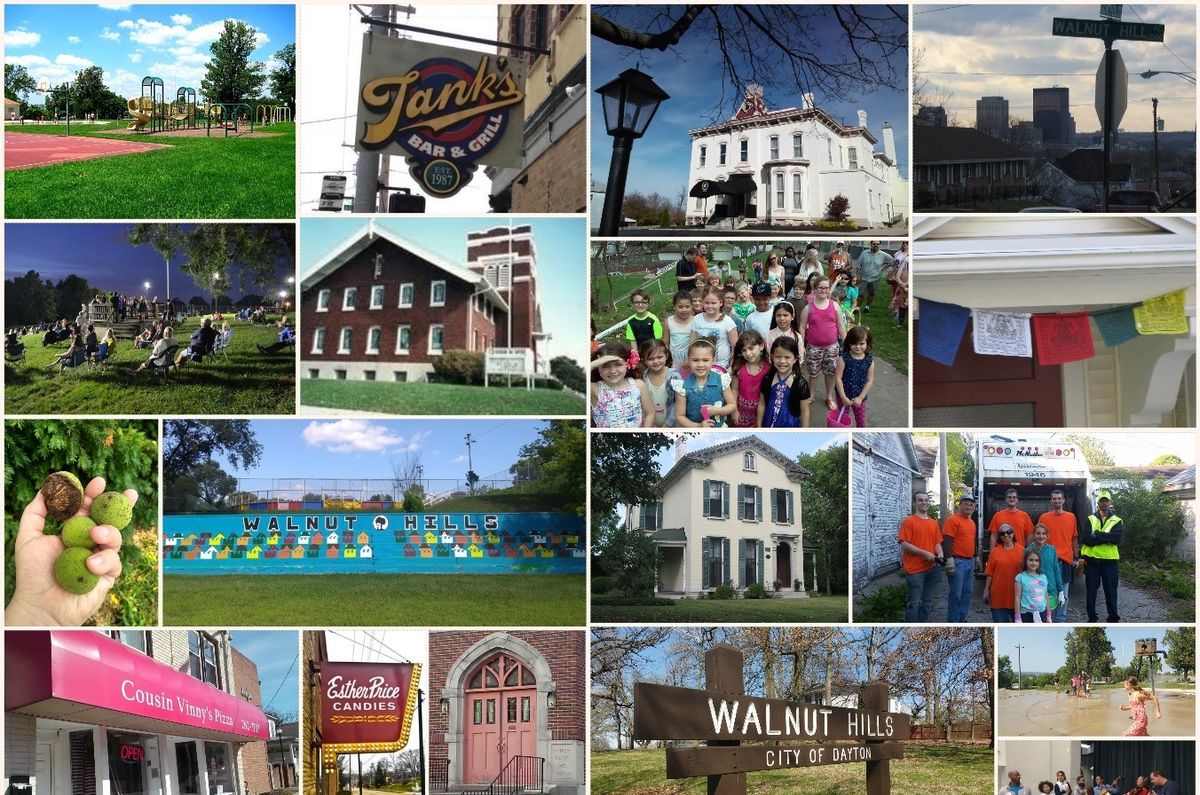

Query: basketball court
[{"left": 4, "top": 132, "right": 169, "bottom": 170}]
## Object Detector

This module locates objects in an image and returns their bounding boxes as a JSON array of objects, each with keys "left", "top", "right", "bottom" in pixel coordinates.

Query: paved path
[
  {"left": 5, "top": 131, "right": 168, "bottom": 170},
  {"left": 997, "top": 687, "right": 1195, "bottom": 737},
  {"left": 811, "top": 355, "right": 907, "bottom": 428}
]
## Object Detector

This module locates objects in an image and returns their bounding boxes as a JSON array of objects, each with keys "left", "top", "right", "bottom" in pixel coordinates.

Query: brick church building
[
  {"left": 301, "top": 222, "right": 545, "bottom": 382},
  {"left": 428, "top": 631, "right": 584, "bottom": 795}
]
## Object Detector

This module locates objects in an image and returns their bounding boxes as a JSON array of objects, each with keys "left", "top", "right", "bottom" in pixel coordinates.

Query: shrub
[
  {"left": 550, "top": 356, "right": 586, "bottom": 393},
  {"left": 711, "top": 584, "right": 736, "bottom": 600},
  {"left": 431, "top": 350, "right": 484, "bottom": 385},
  {"left": 744, "top": 582, "right": 769, "bottom": 599},
  {"left": 591, "top": 595, "right": 675, "bottom": 607},
  {"left": 402, "top": 489, "right": 425, "bottom": 512},
  {"left": 590, "top": 575, "right": 615, "bottom": 594},
  {"left": 855, "top": 584, "right": 908, "bottom": 622},
  {"left": 824, "top": 193, "right": 851, "bottom": 222}
]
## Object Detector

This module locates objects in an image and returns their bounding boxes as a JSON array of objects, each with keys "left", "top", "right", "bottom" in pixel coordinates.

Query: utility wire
[{"left": 263, "top": 652, "right": 299, "bottom": 713}]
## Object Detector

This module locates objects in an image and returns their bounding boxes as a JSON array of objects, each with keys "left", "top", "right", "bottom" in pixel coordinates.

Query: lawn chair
[
  {"left": 212, "top": 329, "right": 232, "bottom": 360},
  {"left": 60, "top": 348, "right": 87, "bottom": 376},
  {"left": 144, "top": 342, "right": 179, "bottom": 383},
  {"left": 89, "top": 342, "right": 113, "bottom": 371},
  {"left": 5, "top": 343, "right": 26, "bottom": 366}
]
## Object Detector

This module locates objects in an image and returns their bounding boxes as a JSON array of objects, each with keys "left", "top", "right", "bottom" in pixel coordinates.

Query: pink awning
[{"left": 6, "top": 631, "right": 270, "bottom": 742}]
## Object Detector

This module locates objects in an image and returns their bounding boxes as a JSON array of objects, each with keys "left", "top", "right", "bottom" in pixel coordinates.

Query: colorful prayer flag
[
  {"left": 1032, "top": 312, "right": 1094, "bottom": 366},
  {"left": 1091, "top": 304, "right": 1141, "bottom": 348},
  {"left": 917, "top": 299, "right": 971, "bottom": 367},
  {"left": 1133, "top": 288, "right": 1188, "bottom": 335},
  {"left": 973, "top": 311, "right": 1032, "bottom": 357}
]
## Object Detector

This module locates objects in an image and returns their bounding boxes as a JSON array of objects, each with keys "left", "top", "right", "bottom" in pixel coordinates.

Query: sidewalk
[{"left": 810, "top": 355, "right": 907, "bottom": 429}]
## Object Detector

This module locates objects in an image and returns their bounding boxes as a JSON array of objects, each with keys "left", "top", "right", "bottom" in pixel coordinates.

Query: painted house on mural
[
  {"left": 301, "top": 222, "right": 545, "bottom": 382},
  {"left": 489, "top": 4, "right": 586, "bottom": 213},
  {"left": 852, "top": 433, "right": 921, "bottom": 587},
  {"left": 686, "top": 85, "right": 908, "bottom": 228},
  {"left": 913, "top": 215, "right": 1196, "bottom": 428},
  {"left": 5, "top": 630, "right": 272, "bottom": 795},
  {"left": 634, "top": 436, "right": 814, "bottom": 595},
  {"left": 429, "top": 631, "right": 585, "bottom": 794}
]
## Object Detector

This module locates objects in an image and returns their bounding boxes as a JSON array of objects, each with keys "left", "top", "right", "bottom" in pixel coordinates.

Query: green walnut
[
  {"left": 60, "top": 516, "right": 98, "bottom": 549},
  {"left": 90, "top": 491, "right": 133, "bottom": 531},
  {"left": 41, "top": 471, "right": 84, "bottom": 521},
  {"left": 54, "top": 547, "right": 99, "bottom": 595}
]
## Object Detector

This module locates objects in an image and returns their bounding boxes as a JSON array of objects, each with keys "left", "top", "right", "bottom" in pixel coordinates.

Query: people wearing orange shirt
[
  {"left": 984, "top": 523, "right": 1025, "bottom": 622},
  {"left": 988, "top": 488, "right": 1035, "bottom": 549},
  {"left": 897, "top": 492, "right": 944, "bottom": 622},
  {"left": 694, "top": 243, "right": 710, "bottom": 281},
  {"left": 943, "top": 493, "right": 978, "bottom": 621},
  {"left": 1038, "top": 489, "right": 1081, "bottom": 622}
]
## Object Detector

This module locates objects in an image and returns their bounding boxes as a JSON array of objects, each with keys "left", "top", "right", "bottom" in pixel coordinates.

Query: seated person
[
  {"left": 134, "top": 325, "right": 155, "bottom": 349},
  {"left": 83, "top": 324, "right": 99, "bottom": 356},
  {"left": 134, "top": 326, "right": 175, "bottom": 374},
  {"left": 92, "top": 329, "right": 117, "bottom": 362},
  {"left": 257, "top": 323, "right": 295, "bottom": 353},
  {"left": 49, "top": 330, "right": 86, "bottom": 372},
  {"left": 174, "top": 317, "right": 218, "bottom": 368}
]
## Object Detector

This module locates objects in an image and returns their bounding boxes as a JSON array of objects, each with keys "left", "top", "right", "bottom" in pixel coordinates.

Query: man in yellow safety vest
[{"left": 1080, "top": 489, "right": 1123, "bottom": 623}]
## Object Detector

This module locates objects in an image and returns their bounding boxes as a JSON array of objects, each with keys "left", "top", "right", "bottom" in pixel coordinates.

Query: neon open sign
[{"left": 120, "top": 745, "right": 145, "bottom": 763}]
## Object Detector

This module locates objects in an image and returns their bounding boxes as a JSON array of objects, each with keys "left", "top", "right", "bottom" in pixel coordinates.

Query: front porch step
[{"left": 777, "top": 591, "right": 810, "bottom": 599}]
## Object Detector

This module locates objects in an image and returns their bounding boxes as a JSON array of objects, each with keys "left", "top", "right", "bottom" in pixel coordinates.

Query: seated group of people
[
  {"left": 1003, "top": 769, "right": 1179, "bottom": 795},
  {"left": 42, "top": 324, "right": 116, "bottom": 372},
  {"left": 134, "top": 317, "right": 220, "bottom": 374}
]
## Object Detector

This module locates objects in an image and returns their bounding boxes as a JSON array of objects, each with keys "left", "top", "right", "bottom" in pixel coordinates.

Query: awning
[
  {"left": 689, "top": 180, "right": 722, "bottom": 198},
  {"left": 722, "top": 174, "right": 758, "bottom": 195},
  {"left": 6, "top": 631, "right": 271, "bottom": 742}
]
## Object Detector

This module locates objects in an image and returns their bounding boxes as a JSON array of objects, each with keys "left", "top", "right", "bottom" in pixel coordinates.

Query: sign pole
[
  {"left": 1102, "top": 39, "right": 1114, "bottom": 211},
  {"left": 704, "top": 645, "right": 747, "bottom": 795},
  {"left": 354, "top": 4, "right": 393, "bottom": 212},
  {"left": 861, "top": 682, "right": 892, "bottom": 795},
  {"left": 1151, "top": 97, "right": 1159, "bottom": 196}
]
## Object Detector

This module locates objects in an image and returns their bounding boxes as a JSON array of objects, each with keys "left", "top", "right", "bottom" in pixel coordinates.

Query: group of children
[{"left": 591, "top": 265, "right": 876, "bottom": 429}]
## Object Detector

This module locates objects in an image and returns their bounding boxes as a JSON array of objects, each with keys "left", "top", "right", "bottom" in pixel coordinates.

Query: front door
[
  {"left": 463, "top": 654, "right": 538, "bottom": 784},
  {"left": 107, "top": 731, "right": 149, "bottom": 795},
  {"left": 776, "top": 542, "right": 791, "bottom": 586}
]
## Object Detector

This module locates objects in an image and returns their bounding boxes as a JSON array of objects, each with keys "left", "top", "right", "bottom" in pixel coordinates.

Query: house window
[
  {"left": 395, "top": 325, "right": 411, "bottom": 354},
  {"left": 702, "top": 480, "right": 728, "bottom": 518},
  {"left": 772, "top": 488, "right": 794, "bottom": 524},
  {"left": 188, "top": 631, "right": 220, "bottom": 687},
  {"left": 511, "top": 8, "right": 525, "bottom": 51},
  {"left": 703, "top": 536, "right": 729, "bottom": 588},
  {"left": 738, "top": 484, "right": 762, "bottom": 522},
  {"left": 316, "top": 289, "right": 331, "bottom": 312},
  {"left": 792, "top": 173, "right": 803, "bottom": 209},
  {"left": 364, "top": 370, "right": 376, "bottom": 381},
  {"left": 342, "top": 287, "right": 357, "bottom": 311},
  {"left": 428, "top": 324, "right": 444, "bottom": 354},
  {"left": 743, "top": 452, "right": 756, "bottom": 471},
  {"left": 769, "top": 136, "right": 779, "bottom": 160},
  {"left": 311, "top": 327, "right": 326, "bottom": 354},
  {"left": 827, "top": 139, "right": 833, "bottom": 165},
  {"left": 335, "top": 369, "right": 347, "bottom": 380},
  {"left": 109, "top": 630, "right": 152, "bottom": 656},
  {"left": 393, "top": 371, "right": 407, "bottom": 382},
  {"left": 533, "top": 4, "right": 549, "bottom": 53},
  {"left": 741, "top": 539, "right": 762, "bottom": 587},
  {"left": 399, "top": 283, "right": 414, "bottom": 308},
  {"left": 719, "top": 143, "right": 727, "bottom": 165},
  {"left": 338, "top": 327, "right": 352, "bottom": 354},
  {"left": 308, "top": 369, "right": 319, "bottom": 379},
  {"left": 430, "top": 280, "right": 446, "bottom": 307},
  {"left": 848, "top": 147, "right": 858, "bottom": 170},
  {"left": 699, "top": 145, "right": 707, "bottom": 167},
  {"left": 775, "top": 172, "right": 784, "bottom": 210},
  {"left": 369, "top": 285, "right": 384, "bottom": 309},
  {"left": 793, "top": 132, "right": 803, "bottom": 158},
  {"left": 638, "top": 500, "right": 663, "bottom": 531},
  {"left": 739, "top": 138, "right": 748, "bottom": 162},
  {"left": 366, "top": 326, "right": 381, "bottom": 354}
]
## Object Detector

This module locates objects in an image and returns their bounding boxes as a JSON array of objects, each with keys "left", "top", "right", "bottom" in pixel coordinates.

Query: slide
[{"left": 126, "top": 98, "right": 150, "bottom": 132}]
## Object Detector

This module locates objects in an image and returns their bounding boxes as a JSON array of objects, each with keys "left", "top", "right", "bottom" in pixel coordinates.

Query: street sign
[
  {"left": 1052, "top": 17, "right": 1164, "bottom": 42},
  {"left": 1096, "top": 50, "right": 1129, "bottom": 129},
  {"left": 1100, "top": 5, "right": 1122, "bottom": 20},
  {"left": 319, "top": 175, "right": 347, "bottom": 212},
  {"left": 665, "top": 743, "right": 905, "bottom": 778}
]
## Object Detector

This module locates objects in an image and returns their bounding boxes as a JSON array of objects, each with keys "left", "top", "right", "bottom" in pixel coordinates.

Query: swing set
[{"left": 255, "top": 104, "right": 292, "bottom": 126}]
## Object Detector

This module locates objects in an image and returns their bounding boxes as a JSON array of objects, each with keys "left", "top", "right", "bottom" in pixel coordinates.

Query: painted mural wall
[{"left": 163, "top": 512, "right": 585, "bottom": 574}]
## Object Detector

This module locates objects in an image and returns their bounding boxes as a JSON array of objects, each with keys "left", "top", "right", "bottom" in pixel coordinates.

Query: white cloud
[
  {"left": 171, "top": 14, "right": 192, "bottom": 26},
  {"left": 128, "top": 53, "right": 142, "bottom": 64},
  {"left": 4, "top": 54, "right": 72, "bottom": 86},
  {"left": 55, "top": 54, "right": 93, "bottom": 69},
  {"left": 452, "top": 454, "right": 469, "bottom": 464},
  {"left": 67, "top": 35, "right": 81, "bottom": 45},
  {"left": 302, "top": 421, "right": 410, "bottom": 453},
  {"left": 5, "top": 28, "right": 42, "bottom": 47},
  {"left": 98, "top": 3, "right": 131, "bottom": 10},
  {"left": 100, "top": 27, "right": 120, "bottom": 42},
  {"left": 119, "top": 17, "right": 269, "bottom": 51}
]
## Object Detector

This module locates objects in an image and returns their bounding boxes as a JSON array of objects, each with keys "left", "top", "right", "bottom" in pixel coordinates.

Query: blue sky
[
  {"left": 590, "top": 5, "right": 910, "bottom": 197},
  {"left": 4, "top": 4, "right": 294, "bottom": 103},
  {"left": 300, "top": 217, "right": 586, "bottom": 362},
  {"left": 997, "top": 627, "right": 1187, "bottom": 674},
  {"left": 228, "top": 630, "right": 299, "bottom": 718},
  {"left": 5, "top": 223, "right": 294, "bottom": 302},
  {"left": 202, "top": 419, "right": 563, "bottom": 485},
  {"left": 653, "top": 431, "right": 847, "bottom": 472}
]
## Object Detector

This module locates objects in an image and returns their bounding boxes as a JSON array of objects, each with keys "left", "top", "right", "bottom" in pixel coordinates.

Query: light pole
[
  {"left": 1139, "top": 69, "right": 1197, "bottom": 84},
  {"left": 1014, "top": 644, "right": 1025, "bottom": 690},
  {"left": 596, "top": 68, "right": 670, "bottom": 236}
]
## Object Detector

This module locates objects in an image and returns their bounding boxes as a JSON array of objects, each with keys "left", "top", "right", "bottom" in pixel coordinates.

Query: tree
[
  {"left": 4, "top": 270, "right": 58, "bottom": 326},
  {"left": 1110, "top": 472, "right": 1186, "bottom": 562},
  {"left": 590, "top": 433, "right": 673, "bottom": 534},
  {"left": 1063, "top": 627, "right": 1115, "bottom": 679},
  {"left": 550, "top": 356, "right": 585, "bottom": 393},
  {"left": 797, "top": 443, "right": 849, "bottom": 594},
  {"left": 1162, "top": 627, "right": 1194, "bottom": 681},
  {"left": 269, "top": 43, "right": 296, "bottom": 117},
  {"left": 163, "top": 420, "right": 263, "bottom": 481},
  {"left": 70, "top": 66, "right": 126, "bottom": 119},
  {"left": 54, "top": 275, "right": 93, "bottom": 323},
  {"left": 201, "top": 20, "right": 267, "bottom": 103},
  {"left": 592, "top": 6, "right": 907, "bottom": 117},
  {"left": 1063, "top": 434, "right": 1115, "bottom": 467},
  {"left": 824, "top": 193, "right": 850, "bottom": 222},
  {"left": 4, "top": 63, "right": 36, "bottom": 105},
  {"left": 1150, "top": 453, "right": 1184, "bottom": 465},
  {"left": 129, "top": 223, "right": 294, "bottom": 298},
  {"left": 390, "top": 451, "right": 423, "bottom": 498},
  {"left": 513, "top": 421, "right": 587, "bottom": 514},
  {"left": 591, "top": 627, "right": 671, "bottom": 749},
  {"left": 600, "top": 513, "right": 660, "bottom": 596},
  {"left": 997, "top": 655, "right": 1014, "bottom": 689}
]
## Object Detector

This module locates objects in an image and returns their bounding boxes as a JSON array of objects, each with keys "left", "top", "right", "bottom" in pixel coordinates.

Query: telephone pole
[
  {"left": 464, "top": 433, "right": 477, "bottom": 495},
  {"left": 1014, "top": 644, "right": 1025, "bottom": 690}
]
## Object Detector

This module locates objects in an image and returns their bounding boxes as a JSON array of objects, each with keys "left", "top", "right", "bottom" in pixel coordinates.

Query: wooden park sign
[{"left": 633, "top": 644, "right": 909, "bottom": 794}]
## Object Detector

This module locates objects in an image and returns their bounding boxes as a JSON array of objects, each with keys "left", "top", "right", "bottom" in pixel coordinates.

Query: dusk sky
[
  {"left": 914, "top": 4, "right": 1196, "bottom": 132},
  {"left": 591, "top": 5, "right": 910, "bottom": 197},
  {"left": 5, "top": 223, "right": 295, "bottom": 301}
]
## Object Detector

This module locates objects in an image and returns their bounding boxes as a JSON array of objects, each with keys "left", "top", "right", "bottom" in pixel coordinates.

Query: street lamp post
[
  {"left": 1139, "top": 69, "right": 1197, "bottom": 84},
  {"left": 596, "top": 68, "right": 670, "bottom": 237},
  {"left": 275, "top": 727, "right": 289, "bottom": 788}
]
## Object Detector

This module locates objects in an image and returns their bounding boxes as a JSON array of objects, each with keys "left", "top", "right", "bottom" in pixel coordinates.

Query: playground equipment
[
  {"left": 124, "top": 75, "right": 257, "bottom": 137},
  {"left": 170, "top": 87, "right": 198, "bottom": 130},
  {"left": 132, "top": 76, "right": 166, "bottom": 133},
  {"left": 255, "top": 104, "right": 292, "bottom": 126},
  {"left": 205, "top": 102, "right": 254, "bottom": 137}
]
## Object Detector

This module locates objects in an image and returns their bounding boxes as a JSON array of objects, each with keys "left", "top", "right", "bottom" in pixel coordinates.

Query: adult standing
[
  {"left": 675, "top": 248, "right": 703, "bottom": 293},
  {"left": 799, "top": 248, "right": 825, "bottom": 284},
  {"left": 825, "top": 240, "right": 850, "bottom": 274},
  {"left": 890, "top": 241, "right": 910, "bottom": 328},
  {"left": 990, "top": 488, "right": 1036, "bottom": 549},
  {"left": 897, "top": 492, "right": 943, "bottom": 622},
  {"left": 1081, "top": 489, "right": 1123, "bottom": 623},
  {"left": 1054, "top": 772, "right": 1072, "bottom": 795},
  {"left": 999, "top": 771, "right": 1034, "bottom": 795},
  {"left": 1037, "top": 490, "right": 1080, "bottom": 622},
  {"left": 780, "top": 246, "right": 802, "bottom": 288},
  {"left": 942, "top": 493, "right": 977, "bottom": 622},
  {"left": 762, "top": 252, "right": 785, "bottom": 288},
  {"left": 983, "top": 523, "right": 1024, "bottom": 622},
  {"left": 853, "top": 240, "right": 893, "bottom": 314},
  {"left": 1123, "top": 775, "right": 1152, "bottom": 795},
  {"left": 694, "top": 243, "right": 710, "bottom": 281},
  {"left": 1149, "top": 770, "right": 1180, "bottom": 795}
]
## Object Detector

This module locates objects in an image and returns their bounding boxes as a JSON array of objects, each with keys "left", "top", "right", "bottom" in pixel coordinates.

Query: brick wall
[
  {"left": 4, "top": 713, "right": 36, "bottom": 781},
  {"left": 301, "top": 631, "right": 327, "bottom": 795},
  {"left": 230, "top": 647, "right": 272, "bottom": 795},
  {"left": 510, "top": 118, "right": 586, "bottom": 213},
  {"left": 428, "top": 630, "right": 585, "bottom": 760}
]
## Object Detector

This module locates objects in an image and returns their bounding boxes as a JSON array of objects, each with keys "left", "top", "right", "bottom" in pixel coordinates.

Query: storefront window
[
  {"left": 205, "top": 742, "right": 233, "bottom": 795},
  {"left": 70, "top": 730, "right": 97, "bottom": 795},
  {"left": 176, "top": 741, "right": 200, "bottom": 794},
  {"left": 107, "top": 731, "right": 148, "bottom": 795}
]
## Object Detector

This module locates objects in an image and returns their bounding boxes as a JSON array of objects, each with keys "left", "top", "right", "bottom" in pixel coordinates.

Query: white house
[
  {"left": 852, "top": 433, "right": 922, "bottom": 588},
  {"left": 631, "top": 436, "right": 812, "bottom": 595},
  {"left": 686, "top": 85, "right": 908, "bottom": 228}
]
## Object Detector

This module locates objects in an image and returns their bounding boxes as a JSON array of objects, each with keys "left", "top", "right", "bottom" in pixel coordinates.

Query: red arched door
[{"left": 463, "top": 653, "right": 537, "bottom": 784}]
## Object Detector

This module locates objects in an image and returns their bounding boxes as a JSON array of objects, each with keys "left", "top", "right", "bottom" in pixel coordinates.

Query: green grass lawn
[
  {"left": 5, "top": 319, "right": 295, "bottom": 414},
  {"left": 163, "top": 573, "right": 585, "bottom": 625},
  {"left": 591, "top": 595, "right": 849, "bottom": 624},
  {"left": 6, "top": 122, "right": 295, "bottom": 218},
  {"left": 591, "top": 744, "right": 993, "bottom": 795},
  {"left": 301, "top": 379, "right": 585, "bottom": 415}
]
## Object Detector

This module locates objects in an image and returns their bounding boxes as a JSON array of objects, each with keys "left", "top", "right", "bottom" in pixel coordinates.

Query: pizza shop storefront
[{"left": 5, "top": 631, "right": 270, "bottom": 795}]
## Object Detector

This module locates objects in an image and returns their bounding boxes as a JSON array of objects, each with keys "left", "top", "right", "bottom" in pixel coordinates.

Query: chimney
[
  {"left": 674, "top": 435, "right": 689, "bottom": 463},
  {"left": 882, "top": 122, "right": 896, "bottom": 163},
  {"left": 802, "top": 93, "right": 815, "bottom": 110},
  {"left": 856, "top": 110, "right": 868, "bottom": 128}
]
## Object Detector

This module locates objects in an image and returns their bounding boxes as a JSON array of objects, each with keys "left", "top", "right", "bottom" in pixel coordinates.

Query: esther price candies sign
[{"left": 321, "top": 662, "right": 420, "bottom": 753}]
